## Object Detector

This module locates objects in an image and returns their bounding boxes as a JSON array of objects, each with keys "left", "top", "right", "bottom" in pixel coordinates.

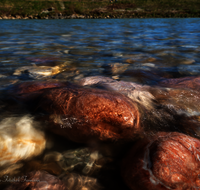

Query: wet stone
[
  {"left": 180, "top": 58, "right": 195, "bottom": 65},
  {"left": 0, "top": 116, "right": 46, "bottom": 176},
  {"left": 9, "top": 81, "right": 141, "bottom": 143},
  {"left": 159, "top": 76, "right": 200, "bottom": 91},
  {"left": 13, "top": 65, "right": 62, "bottom": 79},
  {"left": 122, "top": 132, "right": 200, "bottom": 190},
  {"left": 102, "top": 63, "right": 129, "bottom": 75}
]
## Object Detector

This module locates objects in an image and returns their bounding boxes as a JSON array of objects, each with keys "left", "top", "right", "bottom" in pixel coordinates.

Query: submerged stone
[
  {"left": 13, "top": 65, "right": 62, "bottom": 79},
  {"left": 122, "top": 132, "right": 200, "bottom": 190},
  {"left": 36, "top": 86, "right": 140, "bottom": 143},
  {"left": 159, "top": 76, "right": 200, "bottom": 91},
  {"left": 9, "top": 81, "right": 141, "bottom": 143},
  {"left": 0, "top": 115, "right": 46, "bottom": 175}
]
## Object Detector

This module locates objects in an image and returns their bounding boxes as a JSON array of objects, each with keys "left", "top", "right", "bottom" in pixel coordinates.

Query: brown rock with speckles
[
  {"left": 9, "top": 81, "right": 141, "bottom": 143},
  {"left": 122, "top": 132, "right": 200, "bottom": 190},
  {"left": 35, "top": 86, "right": 141, "bottom": 143}
]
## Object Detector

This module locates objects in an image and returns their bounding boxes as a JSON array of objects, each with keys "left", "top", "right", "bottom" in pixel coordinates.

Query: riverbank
[
  {"left": 1, "top": 11, "right": 200, "bottom": 20},
  {"left": 0, "top": 0, "right": 200, "bottom": 19}
]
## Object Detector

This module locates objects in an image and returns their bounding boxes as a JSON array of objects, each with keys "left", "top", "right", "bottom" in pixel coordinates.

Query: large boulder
[
  {"left": 9, "top": 81, "right": 141, "bottom": 143},
  {"left": 122, "top": 132, "right": 200, "bottom": 190},
  {"left": 35, "top": 86, "right": 141, "bottom": 143}
]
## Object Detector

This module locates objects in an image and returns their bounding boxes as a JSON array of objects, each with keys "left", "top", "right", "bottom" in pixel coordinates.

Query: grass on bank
[{"left": 0, "top": 0, "right": 200, "bottom": 17}]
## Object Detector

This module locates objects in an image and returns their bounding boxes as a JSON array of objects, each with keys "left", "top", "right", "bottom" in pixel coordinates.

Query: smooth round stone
[
  {"left": 122, "top": 132, "right": 200, "bottom": 190},
  {"left": 38, "top": 86, "right": 140, "bottom": 143}
]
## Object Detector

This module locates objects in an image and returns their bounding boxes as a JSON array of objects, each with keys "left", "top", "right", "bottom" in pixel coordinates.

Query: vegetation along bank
[{"left": 0, "top": 0, "right": 200, "bottom": 19}]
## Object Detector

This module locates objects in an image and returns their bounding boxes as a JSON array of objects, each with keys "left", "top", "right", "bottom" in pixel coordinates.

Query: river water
[{"left": 0, "top": 18, "right": 200, "bottom": 190}]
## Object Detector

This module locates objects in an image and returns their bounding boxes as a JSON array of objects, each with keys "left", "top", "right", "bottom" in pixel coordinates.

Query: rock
[
  {"left": 0, "top": 17, "right": 2, "bottom": 19},
  {"left": 79, "top": 76, "right": 155, "bottom": 110},
  {"left": 0, "top": 115, "right": 45, "bottom": 170},
  {"left": 143, "top": 57, "right": 157, "bottom": 62},
  {"left": 78, "top": 15, "right": 85, "bottom": 19},
  {"left": 41, "top": 86, "right": 140, "bottom": 143},
  {"left": 70, "top": 14, "right": 77, "bottom": 19},
  {"left": 15, "top": 15, "right": 21, "bottom": 19},
  {"left": 134, "top": 8, "right": 144, "bottom": 12},
  {"left": 102, "top": 63, "right": 129, "bottom": 75},
  {"left": 11, "top": 82, "right": 141, "bottom": 143},
  {"left": 159, "top": 76, "right": 200, "bottom": 91},
  {"left": 123, "top": 69, "right": 170, "bottom": 83},
  {"left": 141, "top": 63, "right": 155, "bottom": 67},
  {"left": 180, "top": 58, "right": 195, "bottom": 65},
  {"left": 8, "top": 81, "right": 72, "bottom": 96},
  {"left": 62, "top": 173, "right": 101, "bottom": 190},
  {"left": 79, "top": 76, "right": 200, "bottom": 137},
  {"left": 79, "top": 76, "right": 114, "bottom": 86},
  {"left": 2, "top": 16, "right": 8, "bottom": 19},
  {"left": 122, "top": 132, "right": 200, "bottom": 190},
  {"left": 41, "top": 10, "right": 49, "bottom": 14},
  {"left": 43, "top": 148, "right": 109, "bottom": 176},
  {"left": 24, "top": 160, "right": 63, "bottom": 176},
  {"left": 13, "top": 65, "right": 62, "bottom": 79}
]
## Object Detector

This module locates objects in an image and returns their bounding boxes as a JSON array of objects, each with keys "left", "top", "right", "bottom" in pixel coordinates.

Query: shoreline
[{"left": 1, "top": 12, "right": 200, "bottom": 20}]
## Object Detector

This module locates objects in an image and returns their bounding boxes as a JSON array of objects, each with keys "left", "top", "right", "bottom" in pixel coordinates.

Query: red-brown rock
[
  {"left": 35, "top": 86, "right": 141, "bottom": 143},
  {"left": 8, "top": 81, "right": 141, "bottom": 143},
  {"left": 122, "top": 132, "right": 200, "bottom": 190},
  {"left": 159, "top": 76, "right": 200, "bottom": 91},
  {"left": 9, "top": 81, "right": 71, "bottom": 95}
]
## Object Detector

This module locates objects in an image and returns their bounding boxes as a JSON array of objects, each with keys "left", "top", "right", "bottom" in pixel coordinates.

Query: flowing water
[{"left": 0, "top": 18, "right": 200, "bottom": 190}]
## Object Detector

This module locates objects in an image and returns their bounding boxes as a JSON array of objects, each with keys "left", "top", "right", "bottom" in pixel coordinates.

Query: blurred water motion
[{"left": 0, "top": 18, "right": 200, "bottom": 190}]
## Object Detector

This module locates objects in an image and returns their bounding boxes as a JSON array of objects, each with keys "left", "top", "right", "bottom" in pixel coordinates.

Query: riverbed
[{"left": 0, "top": 18, "right": 200, "bottom": 190}]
